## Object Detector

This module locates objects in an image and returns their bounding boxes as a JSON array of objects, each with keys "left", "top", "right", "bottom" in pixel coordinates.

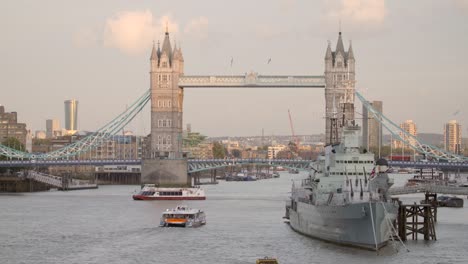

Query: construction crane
[{"left": 288, "top": 109, "right": 300, "bottom": 155}]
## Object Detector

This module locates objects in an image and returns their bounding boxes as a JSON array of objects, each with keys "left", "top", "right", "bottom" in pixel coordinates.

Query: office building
[
  {"left": 393, "top": 120, "right": 417, "bottom": 149},
  {"left": 0, "top": 105, "right": 28, "bottom": 146},
  {"left": 46, "top": 119, "right": 61, "bottom": 138},
  {"left": 64, "top": 99, "right": 78, "bottom": 132},
  {"left": 362, "top": 101, "right": 383, "bottom": 150},
  {"left": 444, "top": 120, "right": 462, "bottom": 154}
]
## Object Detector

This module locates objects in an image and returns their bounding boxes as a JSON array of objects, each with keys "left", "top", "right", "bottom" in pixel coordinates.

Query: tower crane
[{"left": 288, "top": 109, "right": 300, "bottom": 155}]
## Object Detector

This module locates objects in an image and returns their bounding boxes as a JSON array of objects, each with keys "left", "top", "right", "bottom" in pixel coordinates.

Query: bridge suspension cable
[
  {"left": 356, "top": 91, "right": 467, "bottom": 162},
  {"left": 0, "top": 89, "right": 151, "bottom": 160}
]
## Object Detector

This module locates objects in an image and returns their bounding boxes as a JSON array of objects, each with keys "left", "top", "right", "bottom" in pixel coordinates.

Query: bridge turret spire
[
  {"left": 161, "top": 30, "right": 173, "bottom": 64},
  {"left": 348, "top": 40, "right": 355, "bottom": 61},
  {"left": 325, "top": 40, "right": 332, "bottom": 60},
  {"left": 157, "top": 40, "right": 161, "bottom": 57},
  {"left": 335, "top": 31, "right": 345, "bottom": 56}
]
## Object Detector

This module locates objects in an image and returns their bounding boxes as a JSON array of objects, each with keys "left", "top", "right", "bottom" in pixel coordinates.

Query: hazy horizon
[{"left": 2, "top": 0, "right": 467, "bottom": 137}]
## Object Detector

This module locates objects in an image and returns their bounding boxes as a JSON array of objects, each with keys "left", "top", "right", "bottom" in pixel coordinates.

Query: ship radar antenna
[
  {"left": 329, "top": 90, "right": 339, "bottom": 145},
  {"left": 332, "top": 90, "right": 338, "bottom": 119}
]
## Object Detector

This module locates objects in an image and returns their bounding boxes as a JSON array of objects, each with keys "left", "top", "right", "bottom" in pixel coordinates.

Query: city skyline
[{"left": 1, "top": 1, "right": 468, "bottom": 137}]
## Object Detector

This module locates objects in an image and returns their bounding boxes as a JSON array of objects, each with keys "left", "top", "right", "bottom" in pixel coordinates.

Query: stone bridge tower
[
  {"left": 142, "top": 30, "right": 189, "bottom": 187},
  {"left": 149, "top": 30, "right": 184, "bottom": 159},
  {"left": 324, "top": 31, "right": 355, "bottom": 145}
]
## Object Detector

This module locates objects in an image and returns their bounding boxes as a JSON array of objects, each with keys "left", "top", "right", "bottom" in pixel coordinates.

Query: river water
[{"left": 1, "top": 172, "right": 467, "bottom": 264}]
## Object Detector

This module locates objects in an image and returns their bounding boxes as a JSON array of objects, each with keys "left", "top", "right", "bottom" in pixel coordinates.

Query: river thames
[{"left": 1, "top": 172, "right": 467, "bottom": 264}]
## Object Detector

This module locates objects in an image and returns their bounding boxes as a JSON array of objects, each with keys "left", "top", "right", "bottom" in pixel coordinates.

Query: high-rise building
[
  {"left": 64, "top": 99, "right": 78, "bottom": 132},
  {"left": 393, "top": 120, "right": 417, "bottom": 149},
  {"left": 0, "top": 105, "right": 28, "bottom": 146},
  {"left": 444, "top": 120, "right": 462, "bottom": 154},
  {"left": 362, "top": 101, "right": 383, "bottom": 150},
  {"left": 149, "top": 30, "right": 184, "bottom": 159},
  {"left": 324, "top": 31, "right": 355, "bottom": 145},
  {"left": 46, "top": 119, "right": 61, "bottom": 138},
  {"left": 35, "top": 130, "right": 47, "bottom": 139}
]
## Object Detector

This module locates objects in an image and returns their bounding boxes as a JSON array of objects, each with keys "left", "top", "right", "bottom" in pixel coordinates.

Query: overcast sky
[{"left": 1, "top": 0, "right": 467, "bottom": 137}]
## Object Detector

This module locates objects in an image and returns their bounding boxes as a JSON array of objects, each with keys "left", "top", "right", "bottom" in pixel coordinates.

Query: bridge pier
[
  {"left": 141, "top": 159, "right": 189, "bottom": 187},
  {"left": 395, "top": 199, "right": 437, "bottom": 241}
]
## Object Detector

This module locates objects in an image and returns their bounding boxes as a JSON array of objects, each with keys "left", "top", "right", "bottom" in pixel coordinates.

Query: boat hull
[
  {"left": 132, "top": 195, "right": 206, "bottom": 201},
  {"left": 288, "top": 201, "right": 398, "bottom": 250}
]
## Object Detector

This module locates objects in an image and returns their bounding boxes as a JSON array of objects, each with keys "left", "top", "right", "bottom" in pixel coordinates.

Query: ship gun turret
[{"left": 368, "top": 159, "right": 394, "bottom": 202}]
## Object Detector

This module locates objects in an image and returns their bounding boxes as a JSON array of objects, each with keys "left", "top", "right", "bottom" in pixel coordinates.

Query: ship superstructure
[{"left": 286, "top": 123, "right": 399, "bottom": 250}]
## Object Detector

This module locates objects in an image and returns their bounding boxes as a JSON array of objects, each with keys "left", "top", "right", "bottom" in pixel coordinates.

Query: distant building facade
[
  {"left": 64, "top": 99, "right": 78, "bottom": 132},
  {"left": 444, "top": 120, "right": 462, "bottom": 154},
  {"left": 0, "top": 105, "right": 28, "bottom": 146},
  {"left": 362, "top": 101, "right": 383, "bottom": 149},
  {"left": 32, "top": 134, "right": 145, "bottom": 160},
  {"left": 186, "top": 142, "right": 214, "bottom": 159},
  {"left": 46, "top": 119, "right": 61, "bottom": 138},
  {"left": 268, "top": 145, "right": 287, "bottom": 159},
  {"left": 393, "top": 120, "right": 417, "bottom": 149}
]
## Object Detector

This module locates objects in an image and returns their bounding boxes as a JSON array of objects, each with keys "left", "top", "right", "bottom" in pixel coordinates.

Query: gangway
[
  {"left": 389, "top": 184, "right": 468, "bottom": 196},
  {"left": 26, "top": 171, "right": 97, "bottom": 190}
]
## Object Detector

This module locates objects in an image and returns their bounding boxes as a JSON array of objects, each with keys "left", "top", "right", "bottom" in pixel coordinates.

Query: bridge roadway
[
  {"left": 0, "top": 158, "right": 312, "bottom": 173},
  {"left": 1, "top": 159, "right": 467, "bottom": 170},
  {"left": 5, "top": 159, "right": 468, "bottom": 195}
]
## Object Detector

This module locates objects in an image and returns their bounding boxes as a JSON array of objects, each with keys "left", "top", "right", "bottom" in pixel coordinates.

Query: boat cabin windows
[
  {"left": 330, "top": 172, "right": 367, "bottom": 176},
  {"left": 336, "top": 160, "right": 373, "bottom": 164},
  {"left": 163, "top": 213, "right": 195, "bottom": 219},
  {"left": 159, "top": 191, "right": 183, "bottom": 196},
  {"left": 140, "top": 191, "right": 155, "bottom": 196}
]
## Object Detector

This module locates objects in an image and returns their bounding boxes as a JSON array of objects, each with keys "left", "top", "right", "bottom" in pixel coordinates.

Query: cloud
[
  {"left": 103, "top": 10, "right": 178, "bottom": 55},
  {"left": 323, "top": 0, "right": 387, "bottom": 31},
  {"left": 279, "top": 0, "right": 297, "bottom": 12},
  {"left": 184, "top": 16, "right": 209, "bottom": 39},
  {"left": 453, "top": 0, "right": 468, "bottom": 12}
]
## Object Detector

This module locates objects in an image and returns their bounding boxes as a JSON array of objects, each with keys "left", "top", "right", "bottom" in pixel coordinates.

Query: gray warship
[{"left": 286, "top": 123, "right": 399, "bottom": 250}]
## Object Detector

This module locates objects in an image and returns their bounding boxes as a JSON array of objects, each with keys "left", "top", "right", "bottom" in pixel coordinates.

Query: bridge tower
[
  {"left": 142, "top": 30, "right": 189, "bottom": 187},
  {"left": 324, "top": 31, "right": 355, "bottom": 145},
  {"left": 149, "top": 30, "right": 184, "bottom": 158}
]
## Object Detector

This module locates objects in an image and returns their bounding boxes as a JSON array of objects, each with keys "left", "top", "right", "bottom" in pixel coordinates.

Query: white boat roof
[
  {"left": 162, "top": 206, "right": 203, "bottom": 215},
  {"left": 142, "top": 185, "right": 201, "bottom": 191}
]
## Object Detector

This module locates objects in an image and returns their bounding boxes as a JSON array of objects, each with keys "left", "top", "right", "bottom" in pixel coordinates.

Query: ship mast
[{"left": 329, "top": 91, "right": 339, "bottom": 145}]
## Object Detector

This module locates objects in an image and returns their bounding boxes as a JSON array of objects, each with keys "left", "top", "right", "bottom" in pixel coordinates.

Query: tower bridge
[
  {"left": 1, "top": 30, "right": 466, "bottom": 187},
  {"left": 142, "top": 29, "right": 354, "bottom": 186}
]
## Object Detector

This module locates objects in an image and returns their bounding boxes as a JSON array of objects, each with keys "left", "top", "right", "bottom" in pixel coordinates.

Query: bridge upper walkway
[{"left": 178, "top": 74, "right": 325, "bottom": 88}]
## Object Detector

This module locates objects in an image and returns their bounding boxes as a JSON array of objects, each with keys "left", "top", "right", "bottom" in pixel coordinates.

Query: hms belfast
[{"left": 285, "top": 31, "right": 399, "bottom": 250}]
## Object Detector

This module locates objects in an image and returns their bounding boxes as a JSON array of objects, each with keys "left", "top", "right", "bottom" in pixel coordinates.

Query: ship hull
[
  {"left": 132, "top": 195, "right": 206, "bottom": 200},
  {"left": 288, "top": 201, "right": 398, "bottom": 250}
]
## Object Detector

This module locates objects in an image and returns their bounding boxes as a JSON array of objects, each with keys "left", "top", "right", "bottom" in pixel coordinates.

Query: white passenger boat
[
  {"left": 160, "top": 205, "right": 206, "bottom": 227},
  {"left": 132, "top": 184, "right": 206, "bottom": 200}
]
